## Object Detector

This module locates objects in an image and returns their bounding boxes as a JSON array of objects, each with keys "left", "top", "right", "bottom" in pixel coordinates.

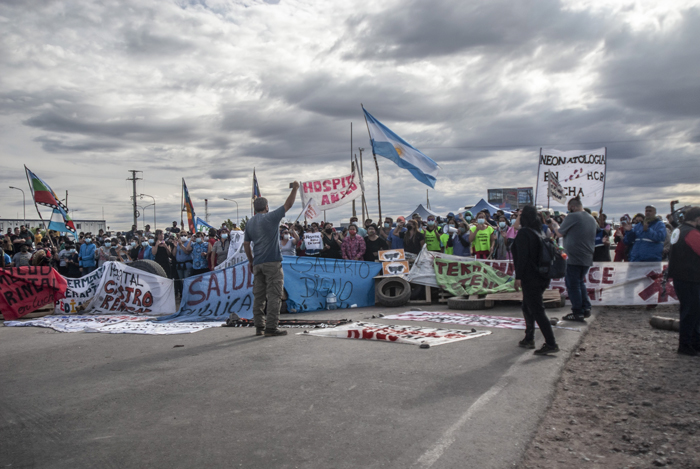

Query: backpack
[{"left": 527, "top": 228, "right": 567, "bottom": 279}]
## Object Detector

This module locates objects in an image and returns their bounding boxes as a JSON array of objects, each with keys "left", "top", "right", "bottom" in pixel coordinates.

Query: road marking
[{"left": 414, "top": 353, "right": 531, "bottom": 468}]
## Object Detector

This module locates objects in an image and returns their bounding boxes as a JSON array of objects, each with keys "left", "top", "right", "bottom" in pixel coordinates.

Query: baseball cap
[{"left": 396, "top": 216, "right": 406, "bottom": 222}]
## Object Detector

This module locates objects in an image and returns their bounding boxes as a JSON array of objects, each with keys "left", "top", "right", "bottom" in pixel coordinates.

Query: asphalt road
[{"left": 0, "top": 303, "right": 591, "bottom": 469}]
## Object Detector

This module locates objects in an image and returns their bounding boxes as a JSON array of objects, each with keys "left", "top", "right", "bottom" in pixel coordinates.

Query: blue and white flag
[
  {"left": 195, "top": 217, "right": 214, "bottom": 232},
  {"left": 363, "top": 108, "right": 440, "bottom": 188}
]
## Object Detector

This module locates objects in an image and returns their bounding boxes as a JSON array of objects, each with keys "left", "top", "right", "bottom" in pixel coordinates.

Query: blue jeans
[
  {"left": 82, "top": 265, "right": 96, "bottom": 276},
  {"left": 175, "top": 265, "right": 192, "bottom": 296},
  {"left": 565, "top": 264, "right": 591, "bottom": 315},
  {"left": 674, "top": 279, "right": 700, "bottom": 349}
]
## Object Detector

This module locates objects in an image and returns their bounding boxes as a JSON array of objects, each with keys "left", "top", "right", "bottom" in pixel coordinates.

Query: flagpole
[
  {"left": 180, "top": 178, "right": 185, "bottom": 230},
  {"left": 535, "top": 148, "right": 543, "bottom": 208},
  {"left": 251, "top": 168, "right": 255, "bottom": 218},
  {"left": 24, "top": 166, "right": 56, "bottom": 252},
  {"left": 361, "top": 104, "right": 381, "bottom": 223},
  {"left": 600, "top": 147, "right": 608, "bottom": 213}
]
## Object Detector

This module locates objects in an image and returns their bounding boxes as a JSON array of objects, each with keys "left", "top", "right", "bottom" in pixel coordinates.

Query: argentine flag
[{"left": 363, "top": 108, "right": 440, "bottom": 188}]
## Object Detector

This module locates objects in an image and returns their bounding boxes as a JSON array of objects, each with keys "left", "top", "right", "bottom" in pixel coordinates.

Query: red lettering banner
[{"left": 0, "top": 267, "right": 68, "bottom": 320}]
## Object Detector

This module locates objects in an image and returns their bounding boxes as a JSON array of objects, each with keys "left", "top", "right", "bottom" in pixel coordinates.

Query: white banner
[
  {"left": 304, "top": 232, "right": 323, "bottom": 250},
  {"left": 406, "top": 246, "right": 679, "bottom": 306},
  {"left": 302, "top": 322, "right": 491, "bottom": 346},
  {"left": 300, "top": 166, "right": 363, "bottom": 211},
  {"left": 300, "top": 197, "right": 321, "bottom": 221},
  {"left": 54, "top": 265, "right": 106, "bottom": 314},
  {"left": 83, "top": 262, "right": 176, "bottom": 315},
  {"left": 214, "top": 231, "right": 247, "bottom": 271},
  {"left": 5, "top": 315, "right": 222, "bottom": 335},
  {"left": 547, "top": 170, "right": 567, "bottom": 205},
  {"left": 535, "top": 148, "right": 606, "bottom": 211}
]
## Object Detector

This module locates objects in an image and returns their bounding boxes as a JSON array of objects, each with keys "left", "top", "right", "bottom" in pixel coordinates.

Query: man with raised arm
[{"left": 244, "top": 181, "right": 300, "bottom": 337}]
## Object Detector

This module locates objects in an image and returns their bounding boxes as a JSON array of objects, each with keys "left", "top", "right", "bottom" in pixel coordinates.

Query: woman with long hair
[{"left": 512, "top": 205, "right": 559, "bottom": 355}]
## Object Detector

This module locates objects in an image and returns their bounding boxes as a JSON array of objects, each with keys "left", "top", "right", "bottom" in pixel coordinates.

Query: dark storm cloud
[
  {"left": 33, "top": 135, "right": 127, "bottom": 153},
  {"left": 341, "top": 0, "right": 606, "bottom": 62}
]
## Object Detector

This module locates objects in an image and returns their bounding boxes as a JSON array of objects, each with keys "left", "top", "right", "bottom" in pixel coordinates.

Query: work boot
[
  {"left": 534, "top": 343, "right": 560, "bottom": 355},
  {"left": 518, "top": 338, "right": 535, "bottom": 349},
  {"left": 256, "top": 327, "right": 265, "bottom": 336},
  {"left": 264, "top": 329, "right": 288, "bottom": 337}
]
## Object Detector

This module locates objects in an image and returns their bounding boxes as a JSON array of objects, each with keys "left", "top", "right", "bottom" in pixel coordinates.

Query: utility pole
[
  {"left": 351, "top": 122, "right": 356, "bottom": 218},
  {"left": 205, "top": 199, "right": 209, "bottom": 223},
  {"left": 127, "top": 170, "right": 142, "bottom": 228}
]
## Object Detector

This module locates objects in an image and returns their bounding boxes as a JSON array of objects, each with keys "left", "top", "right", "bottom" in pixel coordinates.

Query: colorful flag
[
  {"left": 48, "top": 207, "right": 76, "bottom": 233},
  {"left": 25, "top": 166, "right": 67, "bottom": 211},
  {"left": 182, "top": 179, "right": 196, "bottom": 233},
  {"left": 252, "top": 169, "right": 262, "bottom": 199},
  {"left": 195, "top": 217, "right": 214, "bottom": 232},
  {"left": 363, "top": 108, "right": 440, "bottom": 188}
]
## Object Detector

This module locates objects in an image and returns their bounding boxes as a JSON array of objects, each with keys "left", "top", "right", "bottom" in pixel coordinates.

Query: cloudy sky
[{"left": 1, "top": 0, "right": 699, "bottom": 229}]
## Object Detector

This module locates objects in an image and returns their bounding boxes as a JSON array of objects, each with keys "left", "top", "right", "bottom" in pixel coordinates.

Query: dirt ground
[{"left": 520, "top": 306, "right": 700, "bottom": 469}]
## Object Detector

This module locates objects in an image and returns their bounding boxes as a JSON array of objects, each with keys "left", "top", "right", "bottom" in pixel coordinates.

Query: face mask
[
  {"left": 85, "top": 238, "right": 92, "bottom": 243},
  {"left": 427, "top": 220, "right": 435, "bottom": 226},
  {"left": 325, "top": 228, "right": 332, "bottom": 234},
  {"left": 499, "top": 222, "right": 506, "bottom": 229},
  {"left": 142, "top": 241, "right": 149, "bottom": 247},
  {"left": 283, "top": 234, "right": 290, "bottom": 240},
  {"left": 181, "top": 237, "right": 188, "bottom": 242},
  {"left": 130, "top": 242, "right": 136, "bottom": 247},
  {"left": 384, "top": 223, "right": 391, "bottom": 228},
  {"left": 459, "top": 227, "right": 466, "bottom": 234},
  {"left": 466, "top": 216, "right": 472, "bottom": 222},
  {"left": 221, "top": 233, "right": 228, "bottom": 239},
  {"left": 477, "top": 219, "right": 485, "bottom": 224},
  {"left": 105, "top": 242, "right": 111, "bottom": 247},
  {"left": 69, "top": 248, "right": 76, "bottom": 253},
  {"left": 196, "top": 238, "right": 203, "bottom": 244},
  {"left": 203, "top": 236, "right": 209, "bottom": 241},
  {"left": 148, "top": 239, "right": 154, "bottom": 245}
]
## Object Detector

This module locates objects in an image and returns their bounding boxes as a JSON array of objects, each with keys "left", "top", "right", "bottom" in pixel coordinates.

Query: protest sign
[
  {"left": 282, "top": 256, "right": 382, "bottom": 312},
  {"left": 382, "top": 261, "right": 409, "bottom": 276},
  {"left": 5, "top": 315, "right": 222, "bottom": 335},
  {"left": 407, "top": 247, "right": 679, "bottom": 305},
  {"left": 300, "top": 166, "right": 363, "bottom": 211},
  {"left": 159, "top": 260, "right": 254, "bottom": 322},
  {"left": 299, "top": 198, "right": 321, "bottom": 221},
  {"left": 304, "top": 232, "right": 323, "bottom": 250},
  {"left": 535, "top": 147, "right": 607, "bottom": 211},
  {"left": 383, "top": 312, "right": 581, "bottom": 331},
  {"left": 214, "top": 230, "right": 246, "bottom": 271},
  {"left": 83, "top": 262, "right": 176, "bottom": 316},
  {"left": 0, "top": 266, "right": 68, "bottom": 320},
  {"left": 433, "top": 258, "right": 515, "bottom": 296},
  {"left": 547, "top": 170, "right": 567, "bottom": 205},
  {"left": 303, "top": 322, "right": 491, "bottom": 346},
  {"left": 54, "top": 265, "right": 105, "bottom": 314},
  {"left": 378, "top": 249, "right": 405, "bottom": 261}
]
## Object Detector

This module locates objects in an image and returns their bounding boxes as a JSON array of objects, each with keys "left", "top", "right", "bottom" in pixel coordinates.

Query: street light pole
[
  {"left": 223, "top": 198, "right": 239, "bottom": 226},
  {"left": 139, "top": 194, "right": 156, "bottom": 230},
  {"left": 138, "top": 204, "right": 155, "bottom": 231},
  {"left": 9, "top": 186, "right": 26, "bottom": 226}
]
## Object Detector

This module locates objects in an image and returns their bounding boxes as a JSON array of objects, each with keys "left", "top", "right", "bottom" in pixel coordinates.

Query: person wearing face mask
[
  {"left": 128, "top": 238, "right": 140, "bottom": 261},
  {"left": 96, "top": 238, "right": 113, "bottom": 267},
  {"left": 152, "top": 229, "right": 173, "bottom": 278},
  {"left": 212, "top": 228, "right": 231, "bottom": 267},
  {"left": 387, "top": 216, "right": 406, "bottom": 249},
  {"left": 347, "top": 216, "right": 367, "bottom": 238},
  {"left": 280, "top": 226, "right": 299, "bottom": 257},
  {"left": 469, "top": 211, "right": 496, "bottom": 259},
  {"left": 613, "top": 214, "right": 631, "bottom": 262},
  {"left": 64, "top": 243, "right": 82, "bottom": 278},
  {"left": 320, "top": 224, "right": 342, "bottom": 259},
  {"left": 624, "top": 205, "right": 667, "bottom": 263},
  {"left": 380, "top": 217, "right": 394, "bottom": 240},
  {"left": 137, "top": 236, "right": 153, "bottom": 261},
  {"left": 399, "top": 220, "right": 425, "bottom": 255},
  {"left": 341, "top": 224, "right": 366, "bottom": 261},
  {"left": 303, "top": 223, "right": 322, "bottom": 257},
  {"left": 13, "top": 243, "right": 33, "bottom": 267},
  {"left": 667, "top": 206, "right": 700, "bottom": 356},
  {"left": 451, "top": 220, "right": 472, "bottom": 257},
  {"left": 57, "top": 242, "right": 73, "bottom": 276},
  {"left": 492, "top": 216, "right": 513, "bottom": 260},
  {"left": 174, "top": 234, "right": 193, "bottom": 298},
  {"left": 463, "top": 211, "right": 474, "bottom": 226},
  {"left": 191, "top": 233, "right": 211, "bottom": 276},
  {"left": 363, "top": 224, "right": 388, "bottom": 262},
  {"left": 79, "top": 235, "right": 97, "bottom": 276},
  {"left": 423, "top": 216, "right": 443, "bottom": 253}
]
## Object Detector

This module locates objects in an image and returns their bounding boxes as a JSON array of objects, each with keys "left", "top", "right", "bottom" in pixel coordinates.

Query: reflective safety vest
[{"left": 424, "top": 229, "right": 442, "bottom": 252}]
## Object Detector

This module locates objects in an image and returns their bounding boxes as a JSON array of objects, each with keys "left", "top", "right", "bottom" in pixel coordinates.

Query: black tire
[
  {"left": 129, "top": 260, "right": 168, "bottom": 278},
  {"left": 447, "top": 297, "right": 494, "bottom": 310},
  {"left": 376, "top": 277, "right": 411, "bottom": 307}
]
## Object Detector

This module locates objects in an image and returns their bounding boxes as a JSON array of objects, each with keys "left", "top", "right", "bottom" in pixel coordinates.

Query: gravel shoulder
[{"left": 519, "top": 306, "right": 700, "bottom": 469}]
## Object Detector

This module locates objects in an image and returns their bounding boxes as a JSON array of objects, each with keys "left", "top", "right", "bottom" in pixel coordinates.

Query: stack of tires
[{"left": 375, "top": 277, "right": 411, "bottom": 307}]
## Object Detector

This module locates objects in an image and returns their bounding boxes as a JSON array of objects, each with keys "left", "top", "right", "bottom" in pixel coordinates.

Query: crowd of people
[{"left": 1, "top": 194, "right": 698, "bottom": 356}]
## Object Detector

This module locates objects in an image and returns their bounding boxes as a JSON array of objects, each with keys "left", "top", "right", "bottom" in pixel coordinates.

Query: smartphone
[{"left": 289, "top": 183, "right": 294, "bottom": 188}]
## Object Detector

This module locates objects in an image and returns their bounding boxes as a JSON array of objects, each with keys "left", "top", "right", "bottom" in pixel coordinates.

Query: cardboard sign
[
  {"left": 0, "top": 266, "right": 68, "bottom": 320},
  {"left": 304, "top": 232, "right": 323, "bottom": 250},
  {"left": 378, "top": 249, "right": 405, "bottom": 261},
  {"left": 382, "top": 260, "right": 410, "bottom": 276}
]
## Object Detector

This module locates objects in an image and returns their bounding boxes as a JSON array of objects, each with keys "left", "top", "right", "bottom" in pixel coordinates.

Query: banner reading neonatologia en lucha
[{"left": 535, "top": 147, "right": 607, "bottom": 211}]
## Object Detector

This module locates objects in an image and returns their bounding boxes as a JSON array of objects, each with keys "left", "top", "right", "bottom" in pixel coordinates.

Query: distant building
[{"left": 0, "top": 218, "right": 107, "bottom": 234}]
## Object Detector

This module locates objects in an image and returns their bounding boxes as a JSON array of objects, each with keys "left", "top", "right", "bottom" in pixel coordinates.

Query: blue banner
[
  {"left": 282, "top": 256, "right": 382, "bottom": 313},
  {"left": 158, "top": 261, "right": 254, "bottom": 322}
]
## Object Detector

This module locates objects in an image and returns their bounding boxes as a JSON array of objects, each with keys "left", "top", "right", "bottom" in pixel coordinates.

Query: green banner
[{"left": 433, "top": 258, "right": 515, "bottom": 296}]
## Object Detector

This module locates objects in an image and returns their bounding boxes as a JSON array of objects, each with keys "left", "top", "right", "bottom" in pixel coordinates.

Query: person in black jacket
[
  {"left": 512, "top": 205, "right": 559, "bottom": 355},
  {"left": 667, "top": 206, "right": 700, "bottom": 356}
]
